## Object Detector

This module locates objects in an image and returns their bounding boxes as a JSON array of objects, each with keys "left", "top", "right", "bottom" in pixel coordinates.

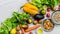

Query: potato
[
  {"left": 38, "top": 20, "right": 42, "bottom": 24},
  {"left": 16, "top": 27, "right": 20, "bottom": 31},
  {"left": 33, "top": 20, "right": 38, "bottom": 25}
]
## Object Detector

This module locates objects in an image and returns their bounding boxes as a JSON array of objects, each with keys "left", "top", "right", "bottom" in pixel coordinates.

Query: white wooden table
[{"left": 0, "top": 0, "right": 60, "bottom": 34}]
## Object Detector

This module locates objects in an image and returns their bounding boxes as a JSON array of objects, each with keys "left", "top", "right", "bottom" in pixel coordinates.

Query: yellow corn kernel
[{"left": 23, "top": 7, "right": 38, "bottom": 15}]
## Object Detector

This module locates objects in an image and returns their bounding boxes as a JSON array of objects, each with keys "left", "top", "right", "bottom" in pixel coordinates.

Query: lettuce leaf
[{"left": 29, "top": 0, "right": 60, "bottom": 10}]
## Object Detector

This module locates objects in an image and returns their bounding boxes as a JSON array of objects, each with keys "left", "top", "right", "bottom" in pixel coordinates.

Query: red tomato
[
  {"left": 58, "top": 5, "right": 60, "bottom": 10},
  {"left": 47, "top": 7, "right": 50, "bottom": 12},
  {"left": 46, "top": 13, "right": 50, "bottom": 18},
  {"left": 29, "top": 32, "right": 33, "bottom": 34}
]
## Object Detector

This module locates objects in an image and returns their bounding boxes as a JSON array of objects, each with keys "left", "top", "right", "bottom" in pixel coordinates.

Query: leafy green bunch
[
  {"left": 0, "top": 12, "right": 30, "bottom": 34},
  {"left": 29, "top": 0, "right": 60, "bottom": 10}
]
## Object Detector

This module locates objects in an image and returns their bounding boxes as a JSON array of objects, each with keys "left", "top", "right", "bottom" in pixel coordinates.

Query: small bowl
[
  {"left": 42, "top": 19, "right": 54, "bottom": 32},
  {"left": 51, "top": 10, "right": 60, "bottom": 25}
]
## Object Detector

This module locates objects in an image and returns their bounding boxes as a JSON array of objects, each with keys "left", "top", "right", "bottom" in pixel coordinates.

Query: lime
[{"left": 41, "top": 10, "right": 46, "bottom": 15}]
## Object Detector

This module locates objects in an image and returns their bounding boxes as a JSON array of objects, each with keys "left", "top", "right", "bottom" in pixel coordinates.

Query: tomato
[
  {"left": 29, "top": 32, "right": 33, "bottom": 34},
  {"left": 58, "top": 5, "right": 60, "bottom": 10},
  {"left": 46, "top": 13, "right": 50, "bottom": 18},
  {"left": 47, "top": 7, "right": 50, "bottom": 12}
]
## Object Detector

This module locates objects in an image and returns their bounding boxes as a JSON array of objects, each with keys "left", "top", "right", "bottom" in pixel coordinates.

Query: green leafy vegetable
[
  {"left": 2, "top": 18, "right": 12, "bottom": 31},
  {"left": 0, "top": 11, "right": 30, "bottom": 34},
  {"left": 12, "top": 23, "right": 18, "bottom": 28},
  {"left": 0, "top": 24, "right": 9, "bottom": 34},
  {"left": 29, "top": 0, "right": 60, "bottom": 10},
  {"left": 13, "top": 12, "right": 30, "bottom": 24}
]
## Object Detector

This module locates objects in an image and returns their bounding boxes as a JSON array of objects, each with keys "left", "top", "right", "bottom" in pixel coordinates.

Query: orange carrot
[
  {"left": 22, "top": 29, "right": 26, "bottom": 34},
  {"left": 25, "top": 24, "right": 40, "bottom": 32}
]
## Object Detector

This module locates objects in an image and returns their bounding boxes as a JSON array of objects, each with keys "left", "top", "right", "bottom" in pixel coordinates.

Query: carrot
[
  {"left": 19, "top": 24, "right": 22, "bottom": 29},
  {"left": 22, "top": 29, "right": 26, "bottom": 34},
  {"left": 25, "top": 24, "right": 40, "bottom": 32}
]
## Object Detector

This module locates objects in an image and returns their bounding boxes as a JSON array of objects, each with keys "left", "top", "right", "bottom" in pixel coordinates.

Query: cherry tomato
[
  {"left": 46, "top": 13, "right": 50, "bottom": 18},
  {"left": 29, "top": 32, "right": 33, "bottom": 34},
  {"left": 58, "top": 5, "right": 60, "bottom": 10},
  {"left": 47, "top": 7, "right": 50, "bottom": 12}
]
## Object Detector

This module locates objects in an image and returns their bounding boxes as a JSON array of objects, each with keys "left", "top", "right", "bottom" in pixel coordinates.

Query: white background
[{"left": 0, "top": 0, "right": 60, "bottom": 34}]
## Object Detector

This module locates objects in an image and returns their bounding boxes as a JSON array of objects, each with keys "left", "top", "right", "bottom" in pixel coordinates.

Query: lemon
[
  {"left": 37, "top": 28, "right": 43, "bottom": 34},
  {"left": 10, "top": 28, "right": 17, "bottom": 34}
]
